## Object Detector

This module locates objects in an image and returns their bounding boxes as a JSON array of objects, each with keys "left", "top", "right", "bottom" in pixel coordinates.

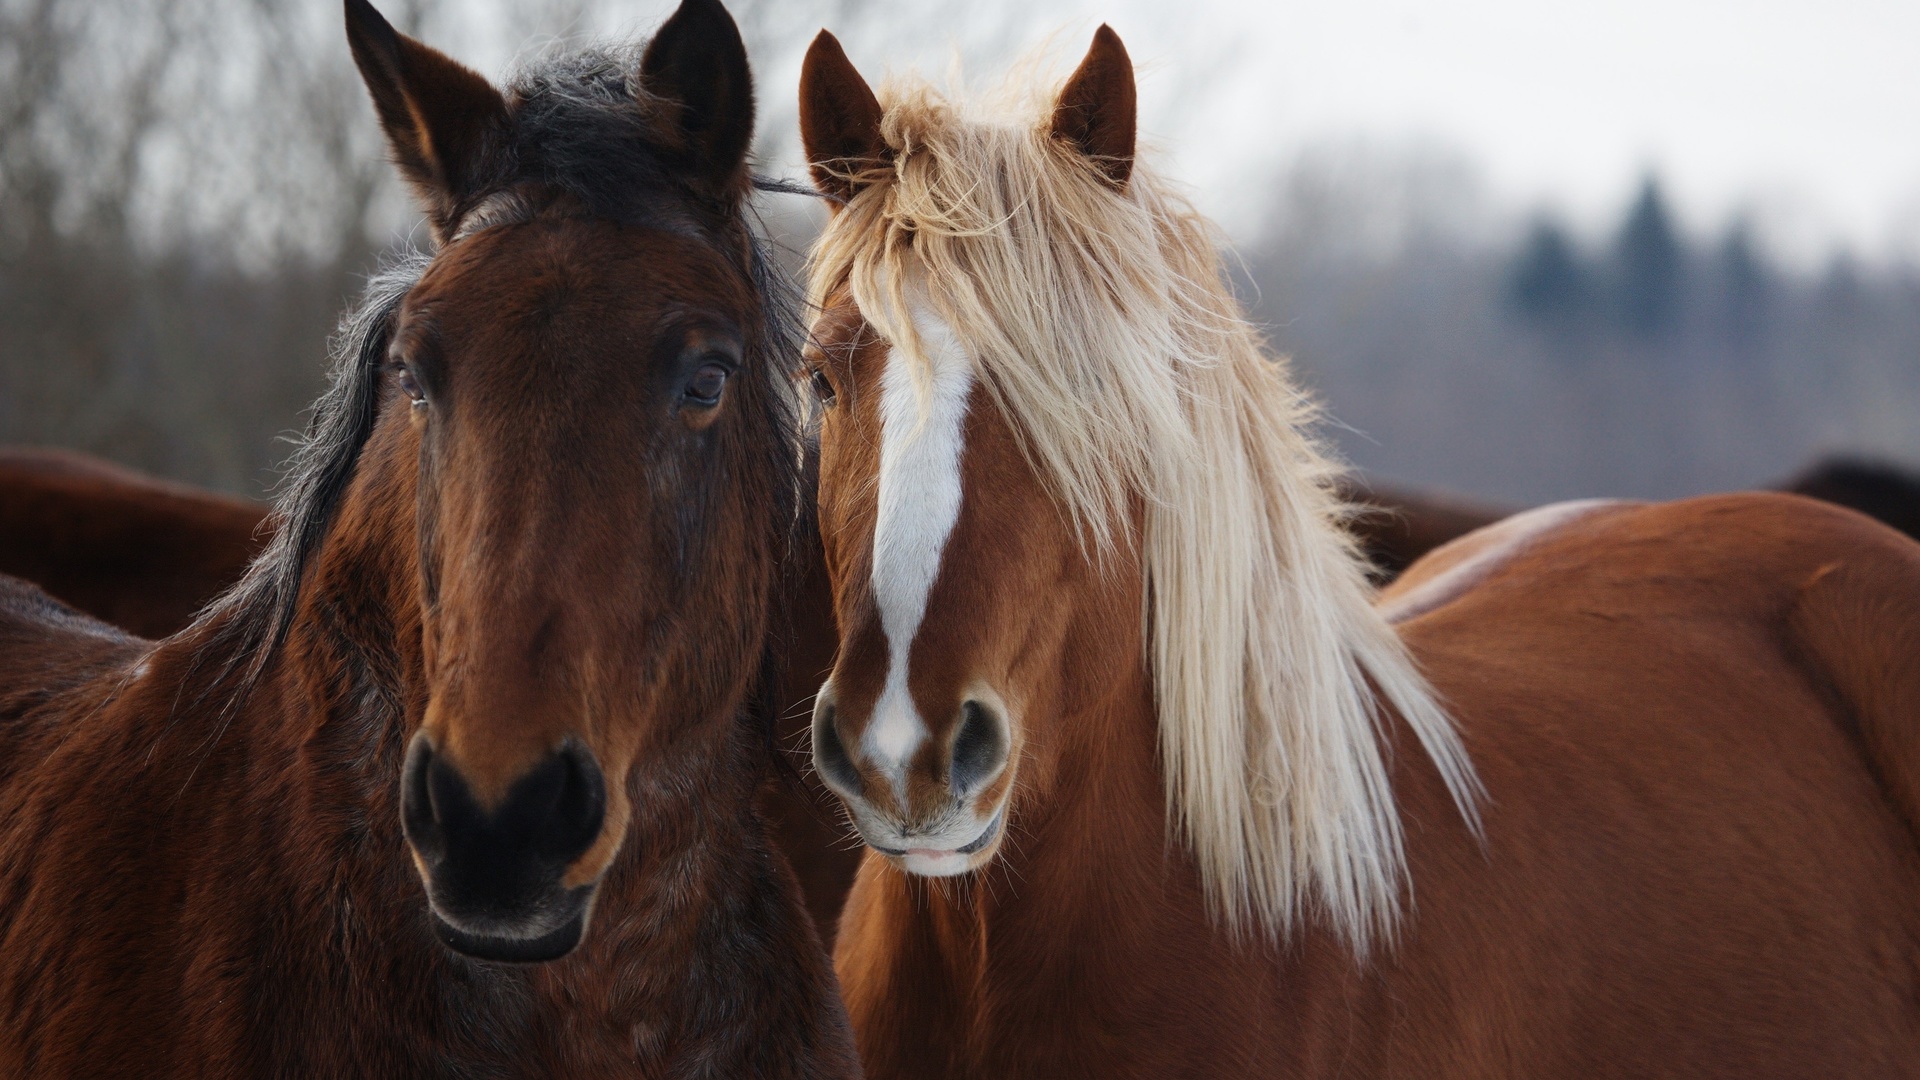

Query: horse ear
[
  {"left": 799, "top": 30, "right": 886, "bottom": 206},
  {"left": 640, "top": 0, "right": 755, "bottom": 195},
  {"left": 344, "top": 0, "right": 508, "bottom": 242},
  {"left": 1050, "top": 25, "right": 1136, "bottom": 188}
]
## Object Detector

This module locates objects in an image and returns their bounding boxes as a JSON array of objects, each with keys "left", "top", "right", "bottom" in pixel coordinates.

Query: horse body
[
  {"left": 797, "top": 27, "right": 1920, "bottom": 1078},
  {"left": 836, "top": 494, "right": 1920, "bottom": 1079},
  {"left": 0, "top": 2, "right": 859, "bottom": 1074},
  {"left": 0, "top": 448, "right": 266, "bottom": 637}
]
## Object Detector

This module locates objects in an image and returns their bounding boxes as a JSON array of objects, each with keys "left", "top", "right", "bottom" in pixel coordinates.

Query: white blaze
[{"left": 866, "top": 308, "right": 975, "bottom": 791}]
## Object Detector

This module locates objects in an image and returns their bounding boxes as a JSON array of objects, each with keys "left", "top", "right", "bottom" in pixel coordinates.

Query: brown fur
[
  {"left": 756, "top": 439, "right": 868, "bottom": 950},
  {"left": 0, "top": 448, "right": 267, "bottom": 637},
  {"left": 7, "top": 440, "right": 1916, "bottom": 955},
  {"left": 1049, "top": 26, "right": 1135, "bottom": 187},
  {"left": 0, "top": 2, "right": 858, "bottom": 1075}
]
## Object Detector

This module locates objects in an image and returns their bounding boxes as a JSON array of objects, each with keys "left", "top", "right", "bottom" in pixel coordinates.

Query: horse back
[
  {"left": 0, "top": 447, "right": 266, "bottom": 638},
  {"left": 0, "top": 572, "right": 144, "bottom": 773},
  {"left": 1376, "top": 492, "right": 1920, "bottom": 1075}
]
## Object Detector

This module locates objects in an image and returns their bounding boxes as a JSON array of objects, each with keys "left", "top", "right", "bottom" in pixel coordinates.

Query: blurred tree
[
  {"left": 1714, "top": 218, "right": 1770, "bottom": 348},
  {"left": 1507, "top": 215, "right": 1588, "bottom": 324},
  {"left": 1819, "top": 252, "right": 1864, "bottom": 315},
  {"left": 1612, "top": 175, "right": 1684, "bottom": 338},
  {"left": 1244, "top": 144, "right": 1920, "bottom": 503}
]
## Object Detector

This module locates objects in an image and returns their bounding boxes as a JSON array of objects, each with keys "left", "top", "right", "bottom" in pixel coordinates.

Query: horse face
[
  {"left": 346, "top": 0, "right": 775, "bottom": 961},
  {"left": 392, "top": 223, "right": 770, "bottom": 960},
  {"left": 802, "top": 292, "right": 1141, "bottom": 878},
  {"left": 798, "top": 27, "right": 1143, "bottom": 879}
]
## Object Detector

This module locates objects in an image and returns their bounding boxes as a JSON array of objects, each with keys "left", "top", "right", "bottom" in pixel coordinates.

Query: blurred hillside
[
  {"left": 1242, "top": 147, "right": 1920, "bottom": 503},
  {"left": 1, "top": 0, "right": 1915, "bottom": 503}
]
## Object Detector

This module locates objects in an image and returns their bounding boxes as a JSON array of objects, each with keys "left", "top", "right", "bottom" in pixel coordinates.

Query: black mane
[{"left": 189, "top": 43, "right": 806, "bottom": 714}]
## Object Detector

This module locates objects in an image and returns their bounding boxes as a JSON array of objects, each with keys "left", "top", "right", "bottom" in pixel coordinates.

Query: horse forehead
[{"left": 422, "top": 218, "right": 745, "bottom": 316}]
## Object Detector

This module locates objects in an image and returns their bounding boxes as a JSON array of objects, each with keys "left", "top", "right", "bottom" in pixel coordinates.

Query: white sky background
[
  {"left": 722, "top": 0, "right": 1920, "bottom": 268},
  {"left": 1139, "top": 0, "right": 1920, "bottom": 266},
  {"left": 448, "top": 0, "right": 1920, "bottom": 267}
]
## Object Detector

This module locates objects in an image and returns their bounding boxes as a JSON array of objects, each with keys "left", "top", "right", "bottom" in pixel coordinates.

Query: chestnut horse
[
  {"left": 0, "top": 1, "right": 860, "bottom": 1074},
  {"left": 796, "top": 27, "right": 1920, "bottom": 1078}
]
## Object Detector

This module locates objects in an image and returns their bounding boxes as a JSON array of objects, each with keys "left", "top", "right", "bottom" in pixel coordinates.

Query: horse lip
[
  {"left": 956, "top": 809, "right": 1004, "bottom": 854},
  {"left": 431, "top": 910, "right": 585, "bottom": 963},
  {"left": 872, "top": 808, "right": 1004, "bottom": 858}
]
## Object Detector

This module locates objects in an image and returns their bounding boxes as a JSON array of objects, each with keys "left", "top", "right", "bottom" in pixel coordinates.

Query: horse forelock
[{"left": 808, "top": 68, "right": 1483, "bottom": 950}]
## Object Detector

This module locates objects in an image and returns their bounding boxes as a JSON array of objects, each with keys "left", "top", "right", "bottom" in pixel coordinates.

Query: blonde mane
[{"left": 807, "top": 70, "right": 1482, "bottom": 950}]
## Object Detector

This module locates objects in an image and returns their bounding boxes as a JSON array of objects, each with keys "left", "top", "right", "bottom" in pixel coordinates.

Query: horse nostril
[
  {"left": 546, "top": 741, "right": 606, "bottom": 860},
  {"left": 401, "top": 733, "right": 446, "bottom": 861},
  {"left": 493, "top": 740, "right": 606, "bottom": 863},
  {"left": 812, "top": 700, "right": 862, "bottom": 794},
  {"left": 950, "top": 699, "right": 1008, "bottom": 794},
  {"left": 400, "top": 732, "right": 606, "bottom": 876}
]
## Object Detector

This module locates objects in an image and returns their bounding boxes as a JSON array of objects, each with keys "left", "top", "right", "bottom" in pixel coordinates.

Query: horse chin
[
  {"left": 894, "top": 849, "right": 993, "bottom": 878},
  {"left": 431, "top": 908, "right": 587, "bottom": 963},
  {"left": 882, "top": 807, "right": 1006, "bottom": 878},
  {"left": 424, "top": 881, "right": 600, "bottom": 964}
]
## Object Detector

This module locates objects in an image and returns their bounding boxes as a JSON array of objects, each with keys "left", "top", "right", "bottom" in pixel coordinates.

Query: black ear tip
[
  {"left": 345, "top": 0, "right": 385, "bottom": 31},
  {"left": 665, "top": 0, "right": 742, "bottom": 36},
  {"left": 344, "top": 0, "right": 399, "bottom": 55},
  {"left": 649, "top": 0, "right": 748, "bottom": 71}
]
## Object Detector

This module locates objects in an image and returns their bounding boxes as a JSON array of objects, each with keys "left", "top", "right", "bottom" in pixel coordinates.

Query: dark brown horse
[
  {"left": 798, "top": 27, "right": 1920, "bottom": 1078},
  {"left": 0, "top": 445, "right": 864, "bottom": 949},
  {"left": 1336, "top": 474, "right": 1514, "bottom": 582},
  {"left": 1781, "top": 455, "right": 1920, "bottom": 542},
  {"left": 0, "top": 447, "right": 267, "bottom": 637},
  {"left": 0, "top": 1, "right": 859, "bottom": 1074}
]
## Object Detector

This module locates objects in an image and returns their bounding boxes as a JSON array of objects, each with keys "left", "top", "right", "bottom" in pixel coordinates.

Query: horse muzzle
[{"left": 400, "top": 732, "right": 608, "bottom": 962}]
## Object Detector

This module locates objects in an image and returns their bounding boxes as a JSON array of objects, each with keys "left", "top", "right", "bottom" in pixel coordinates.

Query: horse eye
[
  {"left": 809, "top": 368, "right": 837, "bottom": 407},
  {"left": 395, "top": 365, "right": 426, "bottom": 407},
  {"left": 684, "top": 362, "right": 730, "bottom": 407}
]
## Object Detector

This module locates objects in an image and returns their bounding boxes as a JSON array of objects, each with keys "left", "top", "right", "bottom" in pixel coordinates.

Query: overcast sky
[
  {"left": 1158, "top": 0, "right": 1920, "bottom": 262},
  {"left": 1211, "top": 0, "right": 1917, "bottom": 261},
  {"left": 739, "top": 0, "right": 1920, "bottom": 265}
]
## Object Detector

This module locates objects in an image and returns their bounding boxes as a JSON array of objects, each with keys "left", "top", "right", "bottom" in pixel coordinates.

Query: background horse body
[
  {"left": 0, "top": 447, "right": 266, "bottom": 637},
  {"left": 796, "top": 29, "right": 1920, "bottom": 1078},
  {"left": 1344, "top": 457, "right": 1920, "bottom": 582},
  {"left": 0, "top": 2, "right": 858, "bottom": 1075}
]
